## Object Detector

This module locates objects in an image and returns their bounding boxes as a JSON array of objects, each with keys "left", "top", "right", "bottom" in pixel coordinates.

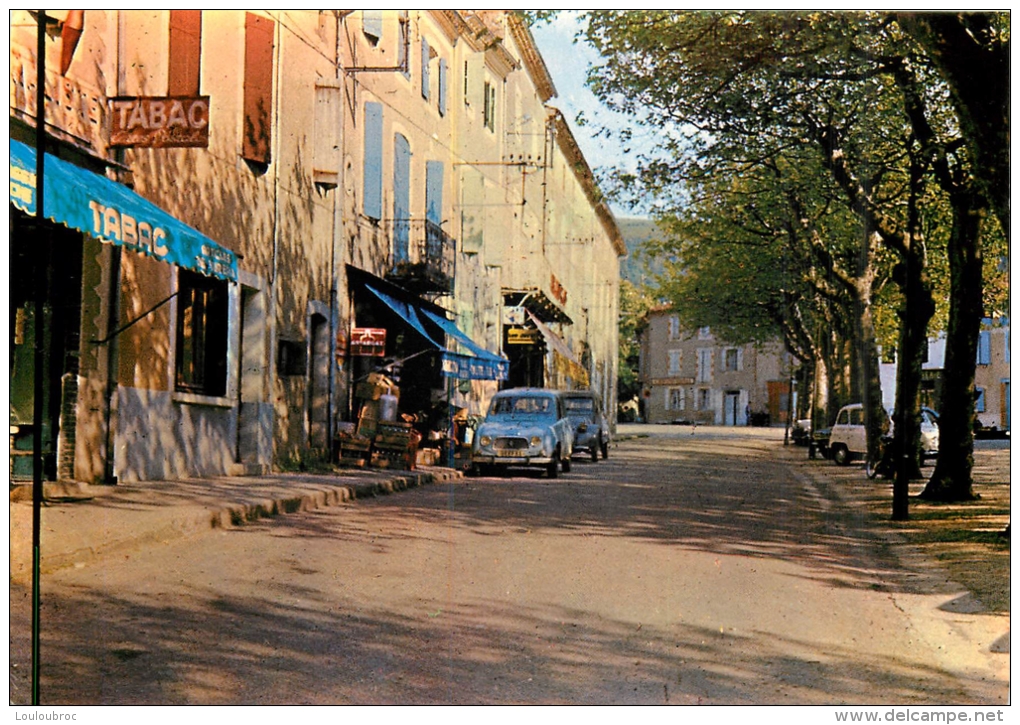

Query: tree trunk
[
  {"left": 891, "top": 242, "right": 936, "bottom": 519},
  {"left": 920, "top": 190, "right": 984, "bottom": 502}
]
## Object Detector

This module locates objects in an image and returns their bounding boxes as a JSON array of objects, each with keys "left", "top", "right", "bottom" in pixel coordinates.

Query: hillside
[{"left": 616, "top": 217, "right": 660, "bottom": 286}]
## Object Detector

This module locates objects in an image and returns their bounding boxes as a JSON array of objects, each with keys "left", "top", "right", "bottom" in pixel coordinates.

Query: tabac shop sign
[{"left": 109, "top": 96, "right": 210, "bottom": 148}]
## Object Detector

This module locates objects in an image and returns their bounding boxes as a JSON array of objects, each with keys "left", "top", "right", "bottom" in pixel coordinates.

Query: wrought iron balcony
[{"left": 384, "top": 218, "right": 456, "bottom": 296}]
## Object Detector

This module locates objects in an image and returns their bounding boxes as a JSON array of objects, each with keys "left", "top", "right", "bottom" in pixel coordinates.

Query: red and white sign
[
  {"left": 109, "top": 96, "right": 211, "bottom": 148},
  {"left": 350, "top": 327, "right": 387, "bottom": 357}
]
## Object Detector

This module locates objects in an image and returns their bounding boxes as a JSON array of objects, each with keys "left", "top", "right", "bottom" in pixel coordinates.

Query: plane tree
[{"left": 580, "top": 10, "right": 1005, "bottom": 510}]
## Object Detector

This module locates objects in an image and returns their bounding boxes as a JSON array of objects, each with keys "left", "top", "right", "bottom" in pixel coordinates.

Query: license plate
[{"left": 495, "top": 449, "right": 527, "bottom": 457}]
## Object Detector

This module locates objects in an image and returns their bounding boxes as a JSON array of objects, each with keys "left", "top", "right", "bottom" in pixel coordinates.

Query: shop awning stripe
[
  {"left": 9, "top": 139, "right": 237, "bottom": 281},
  {"left": 365, "top": 284, "right": 507, "bottom": 381}
]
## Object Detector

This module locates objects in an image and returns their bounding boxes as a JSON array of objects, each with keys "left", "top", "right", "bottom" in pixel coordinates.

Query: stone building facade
[{"left": 9, "top": 10, "right": 623, "bottom": 484}]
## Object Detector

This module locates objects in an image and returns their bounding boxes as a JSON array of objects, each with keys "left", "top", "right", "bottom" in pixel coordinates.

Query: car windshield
[
  {"left": 489, "top": 395, "right": 555, "bottom": 417},
  {"left": 564, "top": 398, "right": 594, "bottom": 414}
]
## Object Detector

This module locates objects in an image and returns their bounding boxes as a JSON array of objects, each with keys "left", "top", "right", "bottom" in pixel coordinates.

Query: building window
[
  {"left": 667, "top": 387, "right": 685, "bottom": 412},
  {"left": 242, "top": 12, "right": 275, "bottom": 166},
  {"left": 697, "top": 388, "right": 711, "bottom": 411},
  {"left": 398, "top": 13, "right": 409, "bottom": 77},
  {"left": 176, "top": 270, "right": 228, "bottom": 397},
  {"left": 362, "top": 10, "right": 383, "bottom": 44},
  {"left": 438, "top": 58, "right": 448, "bottom": 116},
  {"left": 697, "top": 348, "right": 712, "bottom": 383},
  {"left": 421, "top": 37, "right": 431, "bottom": 100},
  {"left": 363, "top": 102, "right": 383, "bottom": 220},
  {"left": 975, "top": 387, "right": 986, "bottom": 413},
  {"left": 483, "top": 80, "right": 496, "bottom": 132},
  {"left": 977, "top": 330, "right": 991, "bottom": 365},
  {"left": 668, "top": 349, "right": 682, "bottom": 375},
  {"left": 169, "top": 10, "right": 201, "bottom": 96},
  {"left": 425, "top": 160, "right": 444, "bottom": 225},
  {"left": 698, "top": 326, "right": 711, "bottom": 340},
  {"left": 668, "top": 315, "right": 680, "bottom": 340},
  {"left": 723, "top": 348, "right": 740, "bottom": 372}
]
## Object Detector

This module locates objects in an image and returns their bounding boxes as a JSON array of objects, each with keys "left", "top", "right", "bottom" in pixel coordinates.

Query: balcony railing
[{"left": 384, "top": 218, "right": 456, "bottom": 295}]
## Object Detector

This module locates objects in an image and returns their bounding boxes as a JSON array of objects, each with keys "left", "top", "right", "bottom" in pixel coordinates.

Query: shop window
[
  {"left": 176, "top": 270, "right": 228, "bottom": 397},
  {"left": 363, "top": 102, "right": 383, "bottom": 220},
  {"left": 242, "top": 12, "right": 275, "bottom": 166},
  {"left": 169, "top": 10, "right": 201, "bottom": 96}
]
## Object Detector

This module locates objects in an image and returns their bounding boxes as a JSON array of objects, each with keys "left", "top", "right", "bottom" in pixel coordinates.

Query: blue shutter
[
  {"left": 393, "top": 134, "right": 411, "bottom": 264},
  {"left": 975, "top": 387, "right": 986, "bottom": 412},
  {"left": 438, "top": 58, "right": 447, "bottom": 116},
  {"left": 363, "top": 102, "right": 383, "bottom": 220},
  {"left": 420, "top": 38, "right": 430, "bottom": 100},
  {"left": 362, "top": 11, "right": 383, "bottom": 42},
  {"left": 426, "top": 161, "right": 444, "bottom": 225},
  {"left": 978, "top": 330, "right": 992, "bottom": 365}
]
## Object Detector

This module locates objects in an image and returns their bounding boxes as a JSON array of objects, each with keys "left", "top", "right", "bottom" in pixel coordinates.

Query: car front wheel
[
  {"left": 601, "top": 440, "right": 609, "bottom": 459},
  {"left": 832, "top": 445, "right": 851, "bottom": 466},
  {"left": 546, "top": 455, "right": 559, "bottom": 478}
]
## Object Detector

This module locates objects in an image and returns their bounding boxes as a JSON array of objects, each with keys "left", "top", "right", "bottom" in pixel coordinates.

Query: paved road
[{"left": 9, "top": 427, "right": 1007, "bottom": 705}]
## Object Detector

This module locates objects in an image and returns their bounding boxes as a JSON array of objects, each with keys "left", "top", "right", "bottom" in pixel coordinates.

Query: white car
[
  {"left": 828, "top": 403, "right": 939, "bottom": 466},
  {"left": 471, "top": 388, "right": 574, "bottom": 478}
]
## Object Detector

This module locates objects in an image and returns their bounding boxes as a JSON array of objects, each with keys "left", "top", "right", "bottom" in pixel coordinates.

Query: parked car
[
  {"left": 471, "top": 388, "right": 574, "bottom": 478},
  {"left": 791, "top": 418, "right": 812, "bottom": 446},
  {"left": 828, "top": 404, "right": 872, "bottom": 465},
  {"left": 562, "top": 390, "right": 610, "bottom": 461},
  {"left": 827, "top": 403, "right": 940, "bottom": 466},
  {"left": 919, "top": 407, "right": 940, "bottom": 462}
]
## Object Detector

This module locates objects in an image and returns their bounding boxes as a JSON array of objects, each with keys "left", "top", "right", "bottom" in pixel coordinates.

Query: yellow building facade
[{"left": 9, "top": 10, "right": 623, "bottom": 484}]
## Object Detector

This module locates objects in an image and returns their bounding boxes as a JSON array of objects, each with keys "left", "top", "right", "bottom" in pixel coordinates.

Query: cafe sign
[{"left": 109, "top": 96, "right": 211, "bottom": 148}]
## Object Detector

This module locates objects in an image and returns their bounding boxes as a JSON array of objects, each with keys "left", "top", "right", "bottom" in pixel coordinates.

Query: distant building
[
  {"left": 880, "top": 318, "right": 1010, "bottom": 434},
  {"left": 637, "top": 309, "right": 796, "bottom": 425}
]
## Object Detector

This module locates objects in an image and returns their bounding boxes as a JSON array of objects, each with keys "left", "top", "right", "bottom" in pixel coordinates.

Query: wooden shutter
[
  {"left": 362, "top": 10, "right": 383, "bottom": 43},
  {"left": 169, "top": 10, "right": 202, "bottom": 96},
  {"left": 392, "top": 134, "right": 411, "bottom": 263},
  {"left": 313, "top": 79, "right": 341, "bottom": 187},
  {"left": 242, "top": 12, "right": 274, "bottom": 165},
  {"left": 420, "top": 38, "right": 430, "bottom": 100},
  {"left": 438, "top": 58, "right": 447, "bottom": 116},
  {"left": 425, "top": 160, "right": 444, "bottom": 225},
  {"left": 363, "top": 102, "right": 383, "bottom": 220}
]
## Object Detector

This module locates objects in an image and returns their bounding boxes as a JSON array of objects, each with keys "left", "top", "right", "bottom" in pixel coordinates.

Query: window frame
[{"left": 175, "top": 269, "right": 230, "bottom": 398}]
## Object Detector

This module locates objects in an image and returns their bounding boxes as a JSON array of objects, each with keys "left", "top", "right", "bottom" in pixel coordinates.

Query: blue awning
[
  {"left": 9, "top": 139, "right": 237, "bottom": 281},
  {"left": 365, "top": 284, "right": 508, "bottom": 381}
]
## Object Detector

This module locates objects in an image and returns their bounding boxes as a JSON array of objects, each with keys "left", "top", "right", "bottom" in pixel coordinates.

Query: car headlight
[
  {"left": 530, "top": 435, "right": 542, "bottom": 447},
  {"left": 479, "top": 435, "right": 492, "bottom": 447}
]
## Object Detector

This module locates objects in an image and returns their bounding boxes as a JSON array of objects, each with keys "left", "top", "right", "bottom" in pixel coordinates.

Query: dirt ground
[{"left": 845, "top": 447, "right": 1010, "bottom": 617}]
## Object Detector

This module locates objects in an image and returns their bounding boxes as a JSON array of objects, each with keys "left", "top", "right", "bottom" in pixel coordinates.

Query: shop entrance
[{"left": 10, "top": 215, "right": 83, "bottom": 481}]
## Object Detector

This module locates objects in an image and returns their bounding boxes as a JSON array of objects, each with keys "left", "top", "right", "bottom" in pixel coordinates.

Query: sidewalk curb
[{"left": 10, "top": 467, "right": 463, "bottom": 583}]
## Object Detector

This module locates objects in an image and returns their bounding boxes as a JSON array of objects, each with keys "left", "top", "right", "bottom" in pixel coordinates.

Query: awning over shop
[
  {"left": 9, "top": 139, "right": 237, "bottom": 281},
  {"left": 526, "top": 309, "right": 589, "bottom": 386},
  {"left": 504, "top": 287, "right": 572, "bottom": 325},
  {"left": 365, "top": 284, "right": 508, "bottom": 381}
]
